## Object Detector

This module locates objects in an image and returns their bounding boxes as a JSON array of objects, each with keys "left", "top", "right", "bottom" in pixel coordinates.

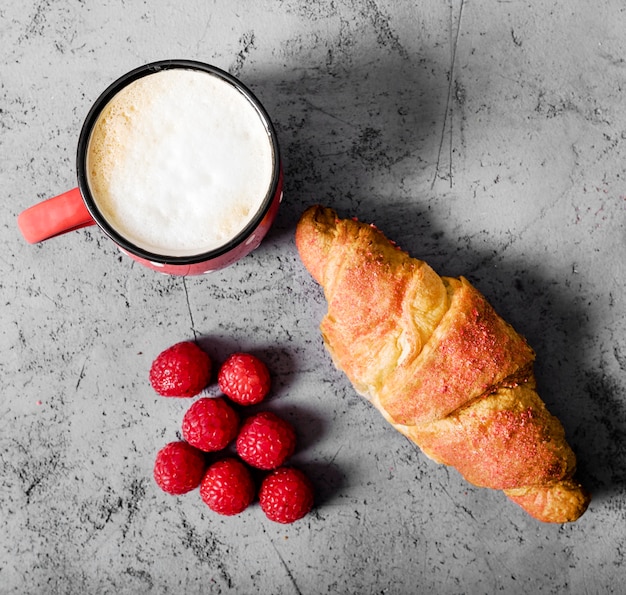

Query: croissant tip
[{"left": 505, "top": 478, "right": 591, "bottom": 523}]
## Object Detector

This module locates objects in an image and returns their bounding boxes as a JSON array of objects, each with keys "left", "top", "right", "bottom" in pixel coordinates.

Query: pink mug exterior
[{"left": 17, "top": 60, "right": 282, "bottom": 276}]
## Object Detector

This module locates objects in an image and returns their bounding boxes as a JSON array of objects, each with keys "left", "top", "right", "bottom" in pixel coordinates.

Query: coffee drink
[{"left": 86, "top": 68, "right": 275, "bottom": 257}]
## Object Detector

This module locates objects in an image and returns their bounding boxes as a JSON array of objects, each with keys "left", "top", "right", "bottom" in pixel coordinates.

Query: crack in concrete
[
  {"left": 182, "top": 278, "right": 198, "bottom": 340},
  {"left": 432, "top": 0, "right": 465, "bottom": 189}
]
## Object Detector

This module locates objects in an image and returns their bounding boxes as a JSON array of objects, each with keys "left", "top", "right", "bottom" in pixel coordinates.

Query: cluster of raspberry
[{"left": 149, "top": 341, "right": 314, "bottom": 524}]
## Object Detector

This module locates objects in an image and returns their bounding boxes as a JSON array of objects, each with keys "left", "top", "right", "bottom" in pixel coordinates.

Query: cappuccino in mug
[
  {"left": 86, "top": 68, "right": 275, "bottom": 257},
  {"left": 18, "top": 61, "right": 281, "bottom": 275}
]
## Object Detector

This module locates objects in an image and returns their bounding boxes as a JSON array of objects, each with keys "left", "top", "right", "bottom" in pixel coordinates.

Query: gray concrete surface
[{"left": 2, "top": 1, "right": 625, "bottom": 593}]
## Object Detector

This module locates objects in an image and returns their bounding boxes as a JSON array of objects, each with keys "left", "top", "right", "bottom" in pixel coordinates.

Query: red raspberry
[
  {"left": 182, "top": 397, "right": 240, "bottom": 452},
  {"left": 236, "top": 411, "right": 296, "bottom": 470},
  {"left": 200, "top": 458, "right": 256, "bottom": 516},
  {"left": 149, "top": 341, "right": 211, "bottom": 398},
  {"left": 259, "top": 467, "right": 314, "bottom": 524},
  {"left": 218, "top": 352, "right": 270, "bottom": 406},
  {"left": 153, "top": 441, "right": 207, "bottom": 495}
]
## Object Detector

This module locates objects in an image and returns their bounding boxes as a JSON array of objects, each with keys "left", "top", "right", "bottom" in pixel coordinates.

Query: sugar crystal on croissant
[{"left": 295, "top": 204, "right": 590, "bottom": 523}]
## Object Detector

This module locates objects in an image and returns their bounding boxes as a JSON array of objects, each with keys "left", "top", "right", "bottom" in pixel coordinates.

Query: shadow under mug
[{"left": 17, "top": 60, "right": 283, "bottom": 276}]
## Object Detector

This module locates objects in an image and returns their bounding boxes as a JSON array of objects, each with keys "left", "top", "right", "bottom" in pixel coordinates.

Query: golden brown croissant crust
[{"left": 295, "top": 204, "right": 590, "bottom": 523}]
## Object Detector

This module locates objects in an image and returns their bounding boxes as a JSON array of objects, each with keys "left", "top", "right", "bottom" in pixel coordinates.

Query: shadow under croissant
[{"left": 246, "top": 50, "right": 623, "bottom": 515}]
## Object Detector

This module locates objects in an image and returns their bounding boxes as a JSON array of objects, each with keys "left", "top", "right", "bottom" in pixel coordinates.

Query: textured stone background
[{"left": 1, "top": 1, "right": 625, "bottom": 593}]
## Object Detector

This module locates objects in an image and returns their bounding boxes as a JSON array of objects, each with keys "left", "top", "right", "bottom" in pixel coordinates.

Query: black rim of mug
[{"left": 76, "top": 59, "right": 281, "bottom": 266}]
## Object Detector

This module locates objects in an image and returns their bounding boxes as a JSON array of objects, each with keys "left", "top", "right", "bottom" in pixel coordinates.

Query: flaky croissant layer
[{"left": 295, "top": 204, "right": 590, "bottom": 523}]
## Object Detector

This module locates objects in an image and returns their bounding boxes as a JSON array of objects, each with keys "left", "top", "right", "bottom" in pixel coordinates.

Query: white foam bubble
[{"left": 86, "top": 68, "right": 275, "bottom": 256}]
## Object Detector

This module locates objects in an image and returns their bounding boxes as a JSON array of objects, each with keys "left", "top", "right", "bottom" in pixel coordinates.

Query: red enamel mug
[{"left": 17, "top": 60, "right": 283, "bottom": 276}]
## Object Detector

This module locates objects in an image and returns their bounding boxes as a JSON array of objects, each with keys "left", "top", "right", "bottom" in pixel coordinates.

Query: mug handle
[{"left": 17, "top": 187, "right": 96, "bottom": 244}]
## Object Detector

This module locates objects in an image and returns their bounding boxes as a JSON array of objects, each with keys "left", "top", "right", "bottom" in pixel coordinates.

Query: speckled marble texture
[{"left": 1, "top": 1, "right": 625, "bottom": 593}]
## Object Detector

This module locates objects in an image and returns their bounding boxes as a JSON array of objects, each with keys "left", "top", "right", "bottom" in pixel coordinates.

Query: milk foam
[{"left": 86, "top": 69, "right": 274, "bottom": 256}]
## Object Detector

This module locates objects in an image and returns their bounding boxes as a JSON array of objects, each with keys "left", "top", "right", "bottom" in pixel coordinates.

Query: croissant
[{"left": 295, "top": 204, "right": 590, "bottom": 523}]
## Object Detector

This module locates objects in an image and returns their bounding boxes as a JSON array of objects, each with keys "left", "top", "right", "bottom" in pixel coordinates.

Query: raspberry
[
  {"left": 258, "top": 467, "right": 314, "bottom": 524},
  {"left": 236, "top": 411, "right": 296, "bottom": 470},
  {"left": 200, "top": 458, "right": 256, "bottom": 516},
  {"left": 149, "top": 341, "right": 211, "bottom": 398},
  {"left": 153, "top": 441, "right": 207, "bottom": 495},
  {"left": 182, "top": 397, "right": 240, "bottom": 452},
  {"left": 218, "top": 352, "right": 270, "bottom": 406}
]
